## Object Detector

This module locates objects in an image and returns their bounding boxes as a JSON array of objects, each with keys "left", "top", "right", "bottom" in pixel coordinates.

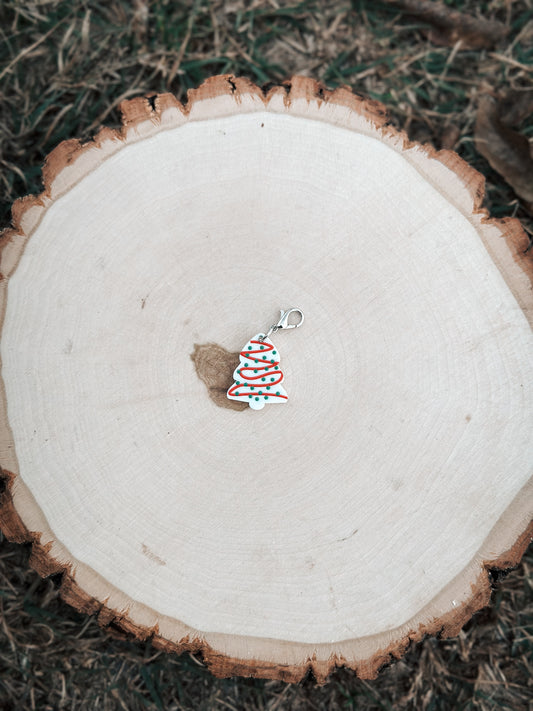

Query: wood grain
[{"left": 0, "top": 75, "right": 531, "bottom": 682}]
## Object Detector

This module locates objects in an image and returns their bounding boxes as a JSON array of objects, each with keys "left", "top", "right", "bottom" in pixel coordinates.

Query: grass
[
  {"left": 0, "top": 1, "right": 532, "bottom": 709},
  {"left": 1, "top": 532, "right": 532, "bottom": 710},
  {"left": 1, "top": 0, "right": 532, "bottom": 234}
]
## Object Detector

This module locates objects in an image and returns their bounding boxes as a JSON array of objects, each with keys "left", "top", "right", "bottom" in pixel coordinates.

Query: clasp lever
[{"left": 260, "top": 308, "right": 304, "bottom": 341}]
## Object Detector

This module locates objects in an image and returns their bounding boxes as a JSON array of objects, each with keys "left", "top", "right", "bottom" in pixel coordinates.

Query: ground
[{"left": 0, "top": 1, "right": 532, "bottom": 709}]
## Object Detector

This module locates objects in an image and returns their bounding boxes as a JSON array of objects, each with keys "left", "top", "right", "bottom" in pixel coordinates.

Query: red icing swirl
[{"left": 228, "top": 339, "right": 287, "bottom": 402}]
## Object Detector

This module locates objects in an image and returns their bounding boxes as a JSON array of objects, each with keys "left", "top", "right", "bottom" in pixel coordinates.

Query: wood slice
[{"left": 0, "top": 76, "right": 532, "bottom": 683}]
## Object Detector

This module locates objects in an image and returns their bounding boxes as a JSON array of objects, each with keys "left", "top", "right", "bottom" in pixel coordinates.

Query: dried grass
[
  {"left": 1, "top": 533, "right": 531, "bottom": 710},
  {"left": 0, "top": 0, "right": 532, "bottom": 708},
  {"left": 1, "top": 0, "right": 532, "bottom": 230}
]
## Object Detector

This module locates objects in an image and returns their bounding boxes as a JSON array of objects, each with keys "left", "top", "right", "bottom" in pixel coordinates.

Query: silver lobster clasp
[{"left": 260, "top": 308, "right": 304, "bottom": 341}]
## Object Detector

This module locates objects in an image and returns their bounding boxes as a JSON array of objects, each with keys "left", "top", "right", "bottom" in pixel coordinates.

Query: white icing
[{"left": 227, "top": 333, "right": 288, "bottom": 409}]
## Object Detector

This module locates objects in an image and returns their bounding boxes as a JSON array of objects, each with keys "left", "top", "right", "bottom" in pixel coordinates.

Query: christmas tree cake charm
[{"left": 227, "top": 308, "right": 304, "bottom": 410}]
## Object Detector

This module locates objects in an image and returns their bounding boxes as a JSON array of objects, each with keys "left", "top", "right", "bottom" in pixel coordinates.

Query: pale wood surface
[{"left": 0, "top": 76, "right": 532, "bottom": 681}]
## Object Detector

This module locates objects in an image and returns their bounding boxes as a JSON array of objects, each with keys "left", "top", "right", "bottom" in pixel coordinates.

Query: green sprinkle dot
[
  {"left": 270, "top": 377, "right": 275, "bottom": 381},
  {"left": 264, "top": 396, "right": 268, "bottom": 400},
  {"left": 275, "top": 366, "right": 279, "bottom": 370},
  {"left": 271, "top": 359, "right": 275, "bottom": 363},
  {"left": 260, "top": 345, "right": 264, "bottom": 350},
  {"left": 248, "top": 395, "right": 252, "bottom": 399},
  {"left": 255, "top": 397, "right": 259, "bottom": 401},
  {"left": 248, "top": 346, "right": 252, "bottom": 350},
  {"left": 235, "top": 392, "right": 239, "bottom": 395},
  {"left": 250, "top": 386, "right": 254, "bottom": 390},
  {"left": 267, "top": 386, "right": 271, "bottom": 390},
  {"left": 262, "top": 356, "right": 267, "bottom": 359},
  {"left": 259, "top": 391, "right": 262, "bottom": 395},
  {"left": 254, "top": 369, "right": 257, "bottom": 373},
  {"left": 273, "top": 351, "right": 277, "bottom": 355},
  {"left": 261, "top": 377, "right": 265, "bottom": 381},
  {"left": 276, "top": 391, "right": 280, "bottom": 395}
]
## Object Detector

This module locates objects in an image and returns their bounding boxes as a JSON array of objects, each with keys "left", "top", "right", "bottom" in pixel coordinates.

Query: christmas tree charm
[{"left": 227, "top": 309, "right": 304, "bottom": 410}]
